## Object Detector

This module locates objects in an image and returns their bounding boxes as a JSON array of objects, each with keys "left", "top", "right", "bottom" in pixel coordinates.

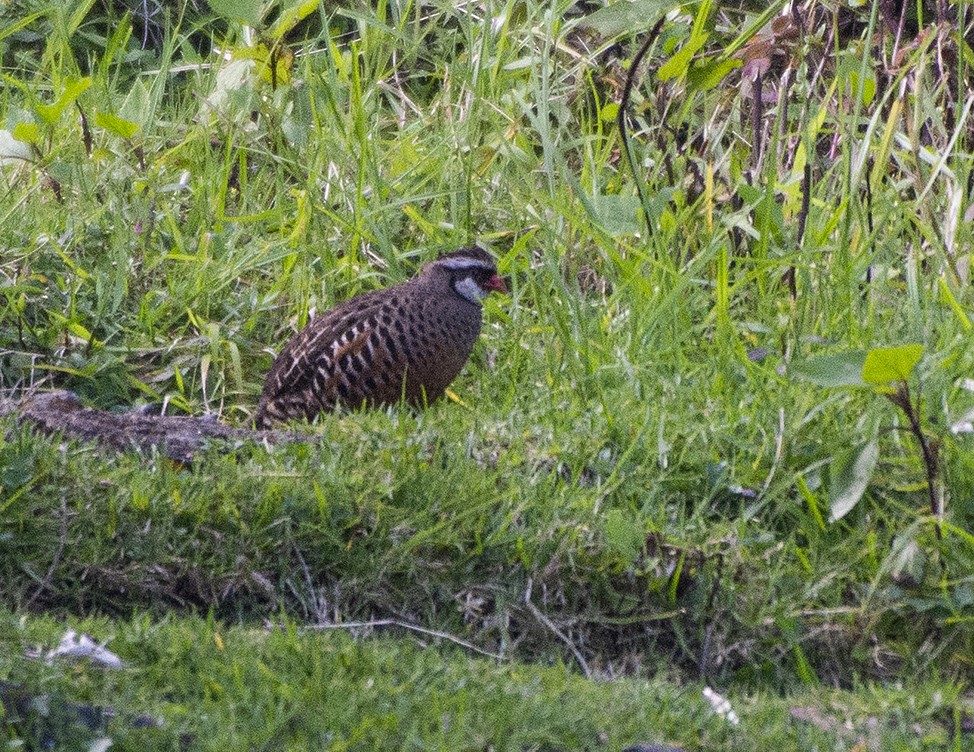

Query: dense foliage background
[{"left": 1, "top": 0, "right": 973, "bottom": 748}]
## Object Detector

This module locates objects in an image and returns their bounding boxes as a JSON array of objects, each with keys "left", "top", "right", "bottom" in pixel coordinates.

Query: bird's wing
[{"left": 257, "top": 295, "right": 391, "bottom": 423}]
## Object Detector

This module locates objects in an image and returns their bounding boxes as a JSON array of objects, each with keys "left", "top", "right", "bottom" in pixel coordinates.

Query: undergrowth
[
  {"left": 0, "top": 610, "right": 961, "bottom": 751},
  {"left": 1, "top": 0, "right": 974, "bottom": 702}
]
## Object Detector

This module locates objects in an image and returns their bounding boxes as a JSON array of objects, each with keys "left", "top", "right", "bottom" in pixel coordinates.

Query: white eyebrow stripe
[{"left": 438, "top": 257, "right": 495, "bottom": 271}]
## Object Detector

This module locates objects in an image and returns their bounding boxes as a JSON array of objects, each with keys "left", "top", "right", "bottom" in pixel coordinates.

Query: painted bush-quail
[{"left": 255, "top": 247, "right": 506, "bottom": 428}]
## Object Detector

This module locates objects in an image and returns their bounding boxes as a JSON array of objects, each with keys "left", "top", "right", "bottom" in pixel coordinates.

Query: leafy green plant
[
  {"left": 2, "top": 0, "right": 974, "bottom": 694},
  {"left": 793, "top": 345, "right": 942, "bottom": 533}
]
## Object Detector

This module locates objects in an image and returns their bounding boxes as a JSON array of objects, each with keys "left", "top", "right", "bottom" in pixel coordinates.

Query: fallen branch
[
  {"left": 7, "top": 390, "right": 305, "bottom": 463},
  {"left": 301, "top": 619, "right": 504, "bottom": 661},
  {"left": 524, "top": 577, "right": 590, "bottom": 678}
]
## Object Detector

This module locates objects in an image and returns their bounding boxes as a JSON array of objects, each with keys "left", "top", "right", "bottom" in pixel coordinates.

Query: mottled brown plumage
[{"left": 255, "top": 247, "right": 505, "bottom": 428}]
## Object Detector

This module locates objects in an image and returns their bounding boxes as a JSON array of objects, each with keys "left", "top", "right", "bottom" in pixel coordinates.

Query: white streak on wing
[
  {"left": 274, "top": 305, "right": 378, "bottom": 388},
  {"left": 281, "top": 352, "right": 306, "bottom": 382},
  {"left": 294, "top": 325, "right": 335, "bottom": 373}
]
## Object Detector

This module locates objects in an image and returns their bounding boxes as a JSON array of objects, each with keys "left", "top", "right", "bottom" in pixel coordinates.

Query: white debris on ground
[
  {"left": 46, "top": 630, "right": 124, "bottom": 669},
  {"left": 703, "top": 685, "right": 740, "bottom": 726},
  {"left": 951, "top": 380, "right": 974, "bottom": 434}
]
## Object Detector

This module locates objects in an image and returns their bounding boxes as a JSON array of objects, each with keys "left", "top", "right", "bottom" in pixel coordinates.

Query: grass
[
  {"left": 1, "top": 0, "right": 974, "bottom": 747},
  {"left": 0, "top": 609, "right": 963, "bottom": 750}
]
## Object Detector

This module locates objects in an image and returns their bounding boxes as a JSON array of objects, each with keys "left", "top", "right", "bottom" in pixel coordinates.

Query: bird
[{"left": 255, "top": 246, "right": 506, "bottom": 428}]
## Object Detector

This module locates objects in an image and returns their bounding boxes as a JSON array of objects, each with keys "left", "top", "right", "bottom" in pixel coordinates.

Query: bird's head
[{"left": 428, "top": 247, "right": 507, "bottom": 304}]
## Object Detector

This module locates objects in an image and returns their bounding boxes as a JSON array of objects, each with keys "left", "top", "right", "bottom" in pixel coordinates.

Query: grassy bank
[
  {"left": 0, "top": 610, "right": 962, "bottom": 750},
  {"left": 1, "top": 0, "right": 974, "bottom": 743}
]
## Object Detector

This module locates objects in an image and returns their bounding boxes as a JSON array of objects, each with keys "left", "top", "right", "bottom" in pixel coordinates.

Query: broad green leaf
[
  {"left": 604, "top": 509, "right": 643, "bottom": 564},
  {"left": 201, "top": 59, "right": 256, "bottom": 117},
  {"left": 34, "top": 106, "right": 60, "bottom": 125},
  {"left": 66, "top": 320, "right": 93, "bottom": 341},
  {"left": 35, "top": 76, "right": 92, "bottom": 124},
  {"left": 590, "top": 193, "right": 642, "bottom": 237},
  {"left": 578, "top": 0, "right": 668, "bottom": 37},
  {"left": 208, "top": 0, "right": 264, "bottom": 26},
  {"left": 600, "top": 102, "right": 619, "bottom": 122},
  {"left": 119, "top": 80, "right": 151, "bottom": 127},
  {"left": 791, "top": 351, "right": 867, "bottom": 387},
  {"left": 61, "top": 76, "right": 92, "bottom": 103},
  {"left": 10, "top": 122, "right": 39, "bottom": 146},
  {"left": 828, "top": 438, "right": 879, "bottom": 522},
  {"left": 95, "top": 112, "right": 139, "bottom": 139},
  {"left": 850, "top": 70, "right": 876, "bottom": 106},
  {"left": 687, "top": 58, "right": 742, "bottom": 91},
  {"left": 736, "top": 183, "right": 761, "bottom": 204},
  {"left": 266, "top": 55, "right": 292, "bottom": 82},
  {"left": 886, "top": 530, "right": 925, "bottom": 584},
  {"left": 861, "top": 344, "right": 924, "bottom": 384},
  {"left": 253, "top": 44, "right": 294, "bottom": 85},
  {"left": 658, "top": 33, "right": 708, "bottom": 81},
  {"left": 270, "top": 0, "right": 320, "bottom": 40},
  {"left": 737, "top": 185, "right": 784, "bottom": 238},
  {"left": 644, "top": 185, "right": 675, "bottom": 227}
]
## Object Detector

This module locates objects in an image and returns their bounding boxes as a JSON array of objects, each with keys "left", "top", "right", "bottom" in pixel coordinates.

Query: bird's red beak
[{"left": 485, "top": 274, "right": 507, "bottom": 293}]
